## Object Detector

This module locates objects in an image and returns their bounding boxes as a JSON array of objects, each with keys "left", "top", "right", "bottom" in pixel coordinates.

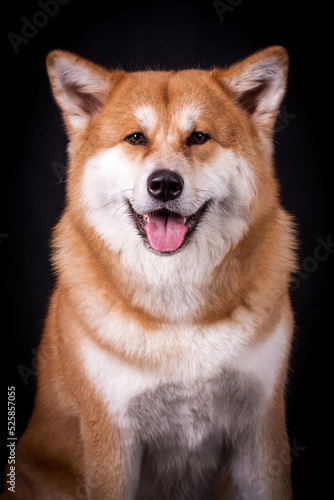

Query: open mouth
[{"left": 129, "top": 201, "right": 209, "bottom": 254}]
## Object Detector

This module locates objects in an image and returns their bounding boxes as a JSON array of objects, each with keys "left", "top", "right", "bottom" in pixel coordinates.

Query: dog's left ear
[{"left": 215, "top": 46, "right": 289, "bottom": 134}]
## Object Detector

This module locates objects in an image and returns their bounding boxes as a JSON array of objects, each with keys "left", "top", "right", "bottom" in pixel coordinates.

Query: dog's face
[{"left": 47, "top": 48, "right": 288, "bottom": 270}]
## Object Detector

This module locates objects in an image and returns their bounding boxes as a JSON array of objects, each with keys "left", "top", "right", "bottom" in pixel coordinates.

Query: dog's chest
[
  {"left": 126, "top": 374, "right": 260, "bottom": 499},
  {"left": 79, "top": 317, "right": 285, "bottom": 497}
]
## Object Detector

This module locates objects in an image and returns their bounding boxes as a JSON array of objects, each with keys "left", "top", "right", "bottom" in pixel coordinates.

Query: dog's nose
[{"left": 147, "top": 169, "right": 184, "bottom": 202}]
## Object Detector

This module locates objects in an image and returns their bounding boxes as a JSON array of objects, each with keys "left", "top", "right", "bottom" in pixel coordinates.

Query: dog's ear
[
  {"left": 215, "top": 46, "right": 289, "bottom": 134},
  {"left": 46, "top": 51, "right": 117, "bottom": 135}
]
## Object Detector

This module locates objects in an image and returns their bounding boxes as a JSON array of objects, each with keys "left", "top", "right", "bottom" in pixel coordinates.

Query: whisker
[
  {"left": 87, "top": 189, "right": 134, "bottom": 211},
  {"left": 86, "top": 161, "right": 99, "bottom": 170},
  {"left": 194, "top": 187, "right": 252, "bottom": 209},
  {"left": 114, "top": 201, "right": 131, "bottom": 217},
  {"left": 116, "top": 207, "right": 131, "bottom": 224}
]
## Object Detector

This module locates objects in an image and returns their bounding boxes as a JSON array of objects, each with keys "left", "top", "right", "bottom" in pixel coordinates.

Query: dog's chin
[
  {"left": 144, "top": 241, "right": 186, "bottom": 257},
  {"left": 128, "top": 201, "right": 210, "bottom": 256}
]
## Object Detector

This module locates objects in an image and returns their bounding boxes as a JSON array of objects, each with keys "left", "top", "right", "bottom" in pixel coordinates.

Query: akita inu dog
[{"left": 6, "top": 46, "right": 297, "bottom": 499}]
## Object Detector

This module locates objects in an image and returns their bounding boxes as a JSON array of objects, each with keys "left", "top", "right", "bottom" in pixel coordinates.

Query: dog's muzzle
[{"left": 129, "top": 169, "right": 209, "bottom": 255}]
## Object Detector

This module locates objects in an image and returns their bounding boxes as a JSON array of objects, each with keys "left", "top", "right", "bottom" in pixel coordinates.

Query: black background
[{"left": 1, "top": 0, "right": 332, "bottom": 498}]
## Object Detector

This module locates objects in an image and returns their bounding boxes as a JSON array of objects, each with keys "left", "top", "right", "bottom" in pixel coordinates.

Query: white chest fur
[
  {"left": 79, "top": 313, "right": 289, "bottom": 498},
  {"left": 80, "top": 313, "right": 289, "bottom": 427}
]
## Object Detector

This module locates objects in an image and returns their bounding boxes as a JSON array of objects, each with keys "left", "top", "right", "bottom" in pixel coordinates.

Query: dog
[{"left": 4, "top": 46, "right": 296, "bottom": 499}]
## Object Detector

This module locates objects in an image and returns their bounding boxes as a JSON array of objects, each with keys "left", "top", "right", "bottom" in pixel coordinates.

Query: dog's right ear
[{"left": 46, "top": 51, "right": 118, "bottom": 136}]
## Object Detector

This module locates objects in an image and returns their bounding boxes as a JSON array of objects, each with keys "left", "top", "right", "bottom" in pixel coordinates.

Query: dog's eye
[
  {"left": 125, "top": 132, "right": 147, "bottom": 145},
  {"left": 187, "top": 132, "right": 210, "bottom": 145}
]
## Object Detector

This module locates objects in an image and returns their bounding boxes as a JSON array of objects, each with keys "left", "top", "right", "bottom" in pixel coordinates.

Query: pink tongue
[{"left": 145, "top": 213, "right": 187, "bottom": 252}]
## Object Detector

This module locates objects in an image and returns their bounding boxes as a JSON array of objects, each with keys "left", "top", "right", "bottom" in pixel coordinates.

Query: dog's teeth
[
  {"left": 143, "top": 214, "right": 150, "bottom": 222},
  {"left": 184, "top": 217, "right": 187, "bottom": 224}
]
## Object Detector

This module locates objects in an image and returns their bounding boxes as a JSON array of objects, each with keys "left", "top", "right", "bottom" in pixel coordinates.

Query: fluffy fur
[{"left": 3, "top": 46, "right": 296, "bottom": 499}]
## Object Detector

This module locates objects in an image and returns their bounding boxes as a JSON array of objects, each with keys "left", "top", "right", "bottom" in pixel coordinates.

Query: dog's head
[{"left": 47, "top": 47, "right": 288, "bottom": 272}]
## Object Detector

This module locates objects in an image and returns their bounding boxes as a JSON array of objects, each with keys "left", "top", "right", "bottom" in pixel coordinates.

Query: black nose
[{"left": 147, "top": 169, "right": 184, "bottom": 202}]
